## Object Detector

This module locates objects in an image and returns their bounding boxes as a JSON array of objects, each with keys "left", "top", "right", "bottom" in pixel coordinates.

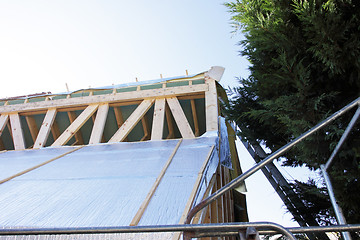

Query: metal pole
[
  {"left": 186, "top": 97, "right": 360, "bottom": 224},
  {"left": 0, "top": 222, "right": 296, "bottom": 239},
  {"left": 321, "top": 165, "right": 352, "bottom": 240},
  {"left": 325, "top": 106, "right": 360, "bottom": 170}
]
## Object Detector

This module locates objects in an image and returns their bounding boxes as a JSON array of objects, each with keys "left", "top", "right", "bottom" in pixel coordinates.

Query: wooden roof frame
[{"left": 0, "top": 66, "right": 225, "bottom": 150}]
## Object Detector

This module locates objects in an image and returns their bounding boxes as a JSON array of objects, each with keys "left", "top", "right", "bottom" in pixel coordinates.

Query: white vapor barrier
[
  {"left": 0, "top": 146, "right": 77, "bottom": 180},
  {"left": 139, "top": 136, "right": 218, "bottom": 225},
  {"left": 0, "top": 140, "right": 180, "bottom": 228}
]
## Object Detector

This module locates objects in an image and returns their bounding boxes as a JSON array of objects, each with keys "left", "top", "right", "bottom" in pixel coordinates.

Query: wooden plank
[
  {"left": 113, "top": 107, "right": 128, "bottom": 142},
  {"left": 172, "top": 145, "right": 215, "bottom": 240},
  {"left": 0, "top": 146, "right": 83, "bottom": 185},
  {"left": 89, "top": 103, "right": 109, "bottom": 144},
  {"left": 151, "top": 98, "right": 166, "bottom": 140},
  {"left": 0, "top": 84, "right": 208, "bottom": 114},
  {"left": 166, "top": 97, "right": 195, "bottom": 139},
  {"left": 25, "top": 116, "right": 39, "bottom": 143},
  {"left": 67, "top": 111, "right": 84, "bottom": 145},
  {"left": 109, "top": 99, "right": 154, "bottom": 143},
  {"left": 52, "top": 104, "right": 98, "bottom": 146},
  {"left": 130, "top": 139, "right": 183, "bottom": 226},
  {"left": 0, "top": 114, "right": 9, "bottom": 137},
  {"left": 216, "top": 167, "right": 224, "bottom": 223},
  {"left": 190, "top": 99, "right": 200, "bottom": 136},
  {"left": 34, "top": 108, "right": 57, "bottom": 149},
  {"left": 9, "top": 113, "right": 26, "bottom": 150},
  {"left": 205, "top": 78, "right": 218, "bottom": 132}
]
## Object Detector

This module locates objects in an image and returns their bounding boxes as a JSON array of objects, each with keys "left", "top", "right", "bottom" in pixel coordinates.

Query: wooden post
[
  {"left": 151, "top": 98, "right": 166, "bottom": 140},
  {"left": 25, "top": 116, "right": 39, "bottom": 143},
  {"left": 9, "top": 113, "right": 25, "bottom": 150},
  {"left": 89, "top": 103, "right": 109, "bottom": 144}
]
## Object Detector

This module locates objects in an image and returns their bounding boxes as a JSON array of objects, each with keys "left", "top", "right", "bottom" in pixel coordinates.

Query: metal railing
[{"left": 185, "top": 97, "right": 360, "bottom": 239}]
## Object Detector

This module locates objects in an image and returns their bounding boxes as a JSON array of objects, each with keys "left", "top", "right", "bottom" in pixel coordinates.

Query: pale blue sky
[{"left": 0, "top": 0, "right": 305, "bottom": 227}]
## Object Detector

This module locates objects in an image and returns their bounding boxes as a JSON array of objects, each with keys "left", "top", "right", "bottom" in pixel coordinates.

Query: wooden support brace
[
  {"left": 0, "top": 114, "right": 9, "bottom": 137},
  {"left": 67, "top": 111, "right": 84, "bottom": 145},
  {"left": 205, "top": 78, "right": 218, "bottom": 132},
  {"left": 25, "top": 116, "right": 39, "bottom": 143},
  {"left": 34, "top": 108, "right": 57, "bottom": 149},
  {"left": 52, "top": 104, "right": 99, "bottom": 146},
  {"left": 89, "top": 103, "right": 109, "bottom": 144},
  {"left": 113, "top": 107, "right": 128, "bottom": 142},
  {"left": 140, "top": 115, "right": 150, "bottom": 141},
  {"left": 151, "top": 98, "right": 166, "bottom": 140},
  {"left": 109, "top": 99, "right": 154, "bottom": 143},
  {"left": 190, "top": 99, "right": 200, "bottom": 137},
  {"left": 130, "top": 139, "right": 183, "bottom": 226},
  {"left": 9, "top": 113, "right": 25, "bottom": 150},
  {"left": 166, "top": 97, "right": 195, "bottom": 139},
  {"left": 51, "top": 120, "right": 61, "bottom": 141},
  {"left": 165, "top": 104, "right": 174, "bottom": 139}
]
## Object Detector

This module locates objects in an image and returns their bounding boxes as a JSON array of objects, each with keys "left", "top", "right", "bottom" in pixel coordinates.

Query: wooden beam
[
  {"left": 113, "top": 107, "right": 128, "bottom": 142},
  {"left": 140, "top": 115, "right": 150, "bottom": 141},
  {"left": 89, "top": 103, "right": 109, "bottom": 144},
  {"left": 9, "top": 113, "right": 25, "bottom": 150},
  {"left": 0, "top": 114, "right": 9, "bottom": 137},
  {"left": 165, "top": 104, "right": 174, "bottom": 139},
  {"left": 151, "top": 98, "right": 166, "bottom": 140},
  {"left": 52, "top": 104, "right": 98, "bottom": 146},
  {"left": 34, "top": 108, "right": 57, "bottom": 149},
  {"left": 205, "top": 78, "right": 218, "bottom": 132},
  {"left": 109, "top": 99, "right": 154, "bottom": 142},
  {"left": 25, "top": 116, "right": 39, "bottom": 143},
  {"left": 130, "top": 139, "right": 182, "bottom": 226},
  {"left": 51, "top": 120, "right": 60, "bottom": 141},
  {"left": 166, "top": 97, "right": 195, "bottom": 139},
  {"left": 172, "top": 146, "right": 215, "bottom": 240},
  {"left": 67, "top": 111, "right": 84, "bottom": 145},
  {"left": 0, "top": 83, "right": 208, "bottom": 114},
  {"left": 190, "top": 99, "right": 200, "bottom": 137}
]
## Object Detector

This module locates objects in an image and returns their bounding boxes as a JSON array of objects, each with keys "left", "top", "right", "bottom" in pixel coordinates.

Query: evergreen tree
[{"left": 225, "top": 0, "right": 360, "bottom": 226}]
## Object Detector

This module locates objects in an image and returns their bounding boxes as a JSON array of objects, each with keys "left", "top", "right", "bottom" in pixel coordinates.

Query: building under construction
[{"left": 0, "top": 66, "right": 359, "bottom": 239}]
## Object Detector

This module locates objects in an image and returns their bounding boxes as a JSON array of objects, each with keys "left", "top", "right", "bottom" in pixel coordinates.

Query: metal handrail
[{"left": 185, "top": 97, "right": 360, "bottom": 235}]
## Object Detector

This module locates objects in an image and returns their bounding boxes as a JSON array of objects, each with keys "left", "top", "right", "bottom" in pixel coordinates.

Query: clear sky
[{"left": 0, "top": 0, "right": 307, "bottom": 227}]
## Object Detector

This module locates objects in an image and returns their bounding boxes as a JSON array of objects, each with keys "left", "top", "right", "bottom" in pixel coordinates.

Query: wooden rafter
[
  {"left": 52, "top": 104, "right": 99, "bottom": 147},
  {"left": 67, "top": 111, "right": 84, "bottom": 145},
  {"left": 190, "top": 99, "right": 199, "bottom": 137},
  {"left": 151, "top": 98, "right": 166, "bottom": 140},
  {"left": 166, "top": 97, "right": 195, "bottom": 139},
  {"left": 140, "top": 115, "right": 150, "bottom": 141},
  {"left": 34, "top": 108, "right": 57, "bottom": 149},
  {"left": 109, "top": 99, "right": 154, "bottom": 143},
  {"left": 51, "top": 120, "right": 60, "bottom": 141},
  {"left": 9, "top": 113, "right": 25, "bottom": 150},
  {"left": 89, "top": 103, "right": 109, "bottom": 144},
  {"left": 25, "top": 116, "right": 39, "bottom": 143},
  {"left": 165, "top": 104, "right": 174, "bottom": 139}
]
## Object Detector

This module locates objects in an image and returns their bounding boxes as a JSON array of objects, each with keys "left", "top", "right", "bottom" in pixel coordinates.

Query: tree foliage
[{"left": 225, "top": 0, "right": 360, "bottom": 225}]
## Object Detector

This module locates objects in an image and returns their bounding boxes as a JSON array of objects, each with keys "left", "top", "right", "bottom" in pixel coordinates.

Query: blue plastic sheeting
[
  {"left": 0, "top": 146, "right": 77, "bottom": 180},
  {"left": 0, "top": 137, "right": 218, "bottom": 231}
]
